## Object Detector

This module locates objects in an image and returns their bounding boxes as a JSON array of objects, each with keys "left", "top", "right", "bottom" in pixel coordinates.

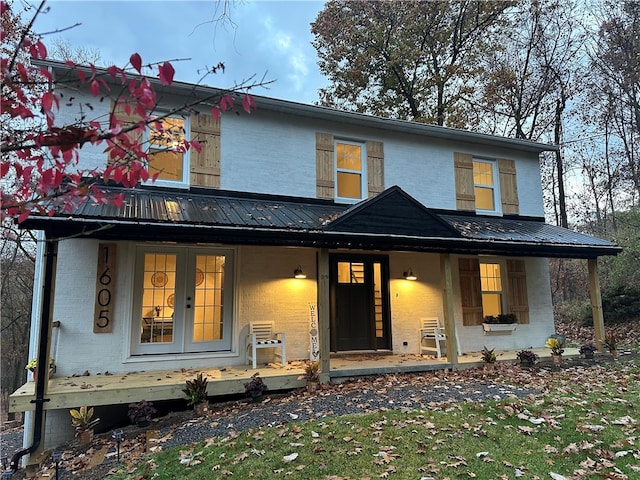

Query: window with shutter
[
  {"left": 459, "top": 257, "right": 530, "bottom": 326},
  {"left": 454, "top": 153, "right": 519, "bottom": 215},
  {"left": 316, "top": 133, "right": 385, "bottom": 201}
]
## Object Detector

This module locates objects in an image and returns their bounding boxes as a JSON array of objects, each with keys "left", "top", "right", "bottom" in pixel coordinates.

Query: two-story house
[{"left": 11, "top": 60, "right": 619, "bottom": 456}]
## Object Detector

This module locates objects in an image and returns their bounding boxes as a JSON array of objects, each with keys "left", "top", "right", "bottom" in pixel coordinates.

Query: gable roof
[
  {"left": 21, "top": 185, "right": 620, "bottom": 259},
  {"left": 325, "top": 186, "right": 460, "bottom": 238}
]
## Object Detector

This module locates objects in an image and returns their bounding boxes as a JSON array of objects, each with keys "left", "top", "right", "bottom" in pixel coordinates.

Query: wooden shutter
[
  {"left": 458, "top": 258, "right": 483, "bottom": 326},
  {"left": 506, "top": 259, "right": 529, "bottom": 323},
  {"left": 316, "top": 132, "right": 334, "bottom": 199},
  {"left": 108, "top": 101, "right": 144, "bottom": 165},
  {"left": 498, "top": 158, "right": 519, "bottom": 215},
  {"left": 190, "top": 113, "right": 220, "bottom": 188},
  {"left": 454, "top": 152, "right": 475, "bottom": 211},
  {"left": 366, "top": 140, "right": 384, "bottom": 197}
]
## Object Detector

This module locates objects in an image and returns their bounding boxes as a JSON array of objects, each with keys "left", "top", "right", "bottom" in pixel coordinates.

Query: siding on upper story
[{"left": 55, "top": 86, "right": 547, "bottom": 218}]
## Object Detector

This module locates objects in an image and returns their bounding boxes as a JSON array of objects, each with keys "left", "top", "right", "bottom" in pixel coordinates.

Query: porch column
[
  {"left": 588, "top": 258, "right": 605, "bottom": 352},
  {"left": 440, "top": 254, "right": 459, "bottom": 367},
  {"left": 317, "top": 248, "right": 331, "bottom": 384}
]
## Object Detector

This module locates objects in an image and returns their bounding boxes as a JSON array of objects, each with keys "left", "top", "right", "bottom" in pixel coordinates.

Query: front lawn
[{"left": 114, "top": 358, "right": 640, "bottom": 479}]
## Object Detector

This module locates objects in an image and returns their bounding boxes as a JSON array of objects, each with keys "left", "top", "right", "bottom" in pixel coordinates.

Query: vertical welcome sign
[{"left": 308, "top": 303, "right": 320, "bottom": 361}]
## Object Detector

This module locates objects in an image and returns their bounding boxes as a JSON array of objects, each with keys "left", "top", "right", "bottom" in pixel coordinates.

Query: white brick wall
[{"left": 55, "top": 87, "right": 546, "bottom": 216}]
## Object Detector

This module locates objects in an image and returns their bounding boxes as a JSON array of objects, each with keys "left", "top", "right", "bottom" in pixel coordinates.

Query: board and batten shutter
[
  {"left": 190, "top": 113, "right": 220, "bottom": 188},
  {"left": 109, "top": 101, "right": 144, "bottom": 165},
  {"left": 366, "top": 140, "right": 384, "bottom": 197},
  {"left": 316, "top": 132, "right": 335, "bottom": 199},
  {"left": 459, "top": 257, "right": 484, "bottom": 326},
  {"left": 498, "top": 158, "right": 519, "bottom": 215},
  {"left": 506, "top": 259, "right": 529, "bottom": 324},
  {"left": 454, "top": 152, "right": 475, "bottom": 211}
]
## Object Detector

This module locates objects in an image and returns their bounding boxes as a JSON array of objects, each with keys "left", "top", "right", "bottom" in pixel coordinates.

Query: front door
[{"left": 330, "top": 256, "right": 391, "bottom": 352}]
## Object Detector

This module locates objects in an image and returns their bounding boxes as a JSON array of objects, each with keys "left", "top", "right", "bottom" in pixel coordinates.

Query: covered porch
[{"left": 9, "top": 347, "right": 578, "bottom": 414}]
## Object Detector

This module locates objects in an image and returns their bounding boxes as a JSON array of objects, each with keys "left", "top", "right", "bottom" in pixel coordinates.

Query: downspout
[{"left": 10, "top": 233, "right": 57, "bottom": 472}]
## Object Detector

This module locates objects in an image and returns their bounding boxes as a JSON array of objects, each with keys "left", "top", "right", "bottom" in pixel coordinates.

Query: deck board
[{"left": 10, "top": 348, "right": 576, "bottom": 413}]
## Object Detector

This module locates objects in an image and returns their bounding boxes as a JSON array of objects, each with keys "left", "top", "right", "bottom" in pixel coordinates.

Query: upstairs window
[
  {"left": 335, "top": 140, "right": 366, "bottom": 201},
  {"left": 147, "top": 116, "right": 189, "bottom": 187},
  {"left": 473, "top": 159, "right": 499, "bottom": 213}
]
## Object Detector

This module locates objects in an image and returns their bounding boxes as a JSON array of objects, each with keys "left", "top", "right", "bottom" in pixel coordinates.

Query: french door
[{"left": 132, "top": 246, "right": 234, "bottom": 354}]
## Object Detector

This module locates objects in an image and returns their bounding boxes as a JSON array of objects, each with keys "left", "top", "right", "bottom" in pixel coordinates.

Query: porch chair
[
  {"left": 246, "top": 321, "right": 286, "bottom": 369},
  {"left": 420, "top": 317, "right": 448, "bottom": 358}
]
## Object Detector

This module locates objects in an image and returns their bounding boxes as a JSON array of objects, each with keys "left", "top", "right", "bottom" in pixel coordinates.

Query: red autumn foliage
[{"left": 1, "top": 0, "right": 257, "bottom": 224}]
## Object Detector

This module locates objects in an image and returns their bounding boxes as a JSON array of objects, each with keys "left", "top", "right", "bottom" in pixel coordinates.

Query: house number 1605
[{"left": 94, "top": 243, "right": 116, "bottom": 333}]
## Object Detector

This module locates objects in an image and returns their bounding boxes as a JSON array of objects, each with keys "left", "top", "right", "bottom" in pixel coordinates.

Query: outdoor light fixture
[
  {"left": 51, "top": 451, "right": 62, "bottom": 480},
  {"left": 293, "top": 266, "right": 306, "bottom": 279},
  {"left": 403, "top": 268, "right": 417, "bottom": 281},
  {"left": 112, "top": 429, "right": 124, "bottom": 462}
]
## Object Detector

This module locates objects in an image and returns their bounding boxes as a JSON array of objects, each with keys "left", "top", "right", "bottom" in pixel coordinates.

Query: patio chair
[
  {"left": 247, "top": 321, "right": 286, "bottom": 369},
  {"left": 420, "top": 317, "right": 448, "bottom": 358}
]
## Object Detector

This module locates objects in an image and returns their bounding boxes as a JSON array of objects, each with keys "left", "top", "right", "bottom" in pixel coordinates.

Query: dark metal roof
[
  {"left": 441, "top": 214, "right": 618, "bottom": 249},
  {"left": 21, "top": 186, "right": 620, "bottom": 259}
]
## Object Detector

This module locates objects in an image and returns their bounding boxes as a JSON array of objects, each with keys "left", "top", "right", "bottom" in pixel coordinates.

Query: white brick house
[{"left": 12, "top": 60, "right": 619, "bottom": 457}]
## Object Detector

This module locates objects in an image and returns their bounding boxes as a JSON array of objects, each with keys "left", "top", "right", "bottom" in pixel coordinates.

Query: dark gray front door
[{"left": 330, "top": 256, "right": 391, "bottom": 352}]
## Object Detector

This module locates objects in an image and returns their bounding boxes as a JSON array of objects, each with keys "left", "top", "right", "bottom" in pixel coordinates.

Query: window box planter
[{"left": 482, "top": 323, "right": 517, "bottom": 334}]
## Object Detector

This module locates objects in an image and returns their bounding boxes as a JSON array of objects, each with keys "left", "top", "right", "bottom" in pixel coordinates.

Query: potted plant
[
  {"left": 128, "top": 400, "right": 156, "bottom": 427},
  {"left": 183, "top": 373, "right": 209, "bottom": 414},
  {"left": 516, "top": 349, "right": 538, "bottom": 367},
  {"left": 25, "top": 357, "right": 56, "bottom": 381},
  {"left": 244, "top": 373, "right": 268, "bottom": 402},
  {"left": 579, "top": 343, "right": 597, "bottom": 359},
  {"left": 481, "top": 346, "right": 497, "bottom": 370},
  {"left": 545, "top": 337, "right": 565, "bottom": 365},
  {"left": 299, "top": 361, "right": 320, "bottom": 393},
  {"left": 603, "top": 332, "right": 619, "bottom": 359},
  {"left": 482, "top": 314, "right": 518, "bottom": 333},
  {"left": 69, "top": 406, "right": 100, "bottom": 445}
]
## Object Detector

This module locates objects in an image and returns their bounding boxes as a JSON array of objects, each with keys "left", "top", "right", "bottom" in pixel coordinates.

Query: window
[
  {"left": 459, "top": 257, "right": 529, "bottom": 326},
  {"left": 454, "top": 153, "right": 518, "bottom": 215},
  {"left": 473, "top": 160, "right": 499, "bottom": 213},
  {"left": 132, "top": 246, "right": 234, "bottom": 355},
  {"left": 479, "top": 262, "right": 503, "bottom": 316},
  {"left": 147, "top": 115, "right": 190, "bottom": 186},
  {"left": 335, "top": 140, "right": 366, "bottom": 201}
]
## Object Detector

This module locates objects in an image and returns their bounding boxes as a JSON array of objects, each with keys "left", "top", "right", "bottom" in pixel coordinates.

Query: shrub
[{"left": 582, "top": 285, "right": 640, "bottom": 325}]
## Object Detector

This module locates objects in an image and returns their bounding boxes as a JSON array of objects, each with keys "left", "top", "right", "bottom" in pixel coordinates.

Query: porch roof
[{"left": 21, "top": 185, "right": 621, "bottom": 258}]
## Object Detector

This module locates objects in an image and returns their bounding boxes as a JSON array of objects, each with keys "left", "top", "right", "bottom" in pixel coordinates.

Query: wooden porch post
[
  {"left": 440, "top": 254, "right": 459, "bottom": 368},
  {"left": 588, "top": 258, "right": 605, "bottom": 352},
  {"left": 317, "top": 248, "right": 331, "bottom": 384}
]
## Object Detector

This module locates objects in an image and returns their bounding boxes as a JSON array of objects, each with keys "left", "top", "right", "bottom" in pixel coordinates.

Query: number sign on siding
[{"left": 94, "top": 243, "right": 116, "bottom": 333}]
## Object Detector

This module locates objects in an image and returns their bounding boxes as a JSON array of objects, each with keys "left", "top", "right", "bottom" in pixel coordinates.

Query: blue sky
[{"left": 32, "top": 0, "right": 327, "bottom": 104}]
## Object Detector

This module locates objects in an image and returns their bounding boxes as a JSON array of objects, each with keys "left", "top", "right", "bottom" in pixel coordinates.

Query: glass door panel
[{"left": 140, "top": 253, "right": 176, "bottom": 344}]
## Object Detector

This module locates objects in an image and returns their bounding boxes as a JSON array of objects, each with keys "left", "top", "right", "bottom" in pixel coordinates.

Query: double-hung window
[
  {"left": 335, "top": 140, "right": 366, "bottom": 202},
  {"left": 147, "top": 115, "right": 190, "bottom": 187},
  {"left": 131, "top": 246, "right": 234, "bottom": 355},
  {"left": 473, "top": 159, "right": 500, "bottom": 214},
  {"left": 479, "top": 261, "right": 504, "bottom": 317}
]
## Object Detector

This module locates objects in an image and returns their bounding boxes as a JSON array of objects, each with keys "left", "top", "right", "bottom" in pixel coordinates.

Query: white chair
[
  {"left": 420, "top": 317, "right": 448, "bottom": 358},
  {"left": 247, "top": 321, "right": 286, "bottom": 369}
]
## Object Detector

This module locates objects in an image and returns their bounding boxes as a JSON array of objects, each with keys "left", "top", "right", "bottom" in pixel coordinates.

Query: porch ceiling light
[
  {"left": 294, "top": 266, "right": 307, "bottom": 279},
  {"left": 403, "top": 268, "right": 417, "bottom": 281}
]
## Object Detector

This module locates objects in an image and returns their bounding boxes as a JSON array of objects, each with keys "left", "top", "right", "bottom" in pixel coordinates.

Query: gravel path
[{"left": 160, "top": 379, "right": 534, "bottom": 451}]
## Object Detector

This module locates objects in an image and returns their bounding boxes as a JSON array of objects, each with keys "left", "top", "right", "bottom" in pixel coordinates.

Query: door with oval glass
[{"left": 330, "top": 256, "right": 391, "bottom": 352}]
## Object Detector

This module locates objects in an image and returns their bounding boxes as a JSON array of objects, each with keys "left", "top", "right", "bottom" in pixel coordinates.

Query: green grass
[{"left": 114, "top": 359, "right": 640, "bottom": 479}]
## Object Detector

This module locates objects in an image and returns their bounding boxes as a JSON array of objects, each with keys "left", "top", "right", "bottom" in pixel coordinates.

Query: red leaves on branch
[
  {"left": 1, "top": 1, "right": 257, "bottom": 224},
  {"left": 158, "top": 62, "right": 175, "bottom": 85},
  {"left": 130, "top": 53, "right": 142, "bottom": 73}
]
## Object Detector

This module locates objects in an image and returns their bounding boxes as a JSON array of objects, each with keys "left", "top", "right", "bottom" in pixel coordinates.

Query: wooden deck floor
[{"left": 9, "top": 347, "right": 577, "bottom": 413}]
